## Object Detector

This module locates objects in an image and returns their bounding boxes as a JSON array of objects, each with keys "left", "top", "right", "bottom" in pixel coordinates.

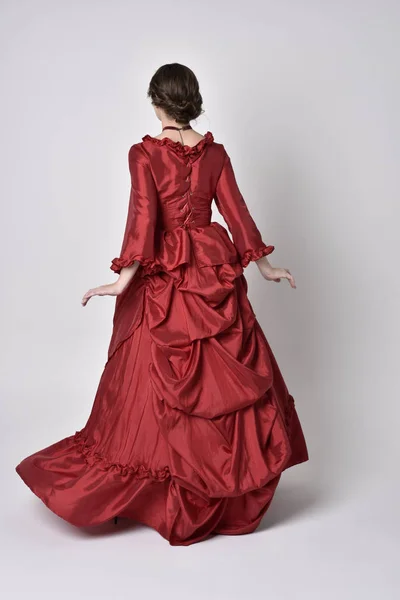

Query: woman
[{"left": 16, "top": 63, "right": 309, "bottom": 546}]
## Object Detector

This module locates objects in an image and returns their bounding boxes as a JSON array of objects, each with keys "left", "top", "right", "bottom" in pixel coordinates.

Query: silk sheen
[{"left": 15, "top": 131, "right": 309, "bottom": 546}]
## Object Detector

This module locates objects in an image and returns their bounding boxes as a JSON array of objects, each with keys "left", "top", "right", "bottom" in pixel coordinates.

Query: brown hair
[{"left": 147, "top": 63, "right": 204, "bottom": 124}]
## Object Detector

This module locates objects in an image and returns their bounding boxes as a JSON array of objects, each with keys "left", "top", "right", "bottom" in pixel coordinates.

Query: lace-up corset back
[{"left": 142, "top": 130, "right": 216, "bottom": 232}]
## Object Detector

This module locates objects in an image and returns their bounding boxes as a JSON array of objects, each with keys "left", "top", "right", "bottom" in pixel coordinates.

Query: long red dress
[{"left": 15, "top": 131, "right": 309, "bottom": 545}]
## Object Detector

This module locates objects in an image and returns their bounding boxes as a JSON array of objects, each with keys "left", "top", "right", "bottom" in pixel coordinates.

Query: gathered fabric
[{"left": 15, "top": 131, "right": 308, "bottom": 546}]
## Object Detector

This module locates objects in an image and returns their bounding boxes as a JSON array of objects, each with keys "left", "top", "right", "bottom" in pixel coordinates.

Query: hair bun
[{"left": 147, "top": 63, "right": 204, "bottom": 124}]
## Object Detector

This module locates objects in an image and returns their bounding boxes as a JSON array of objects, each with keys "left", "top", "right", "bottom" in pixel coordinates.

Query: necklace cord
[{"left": 162, "top": 124, "right": 192, "bottom": 146}]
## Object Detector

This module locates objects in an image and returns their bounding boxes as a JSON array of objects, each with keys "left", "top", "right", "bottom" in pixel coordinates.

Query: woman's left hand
[{"left": 256, "top": 256, "right": 296, "bottom": 288}]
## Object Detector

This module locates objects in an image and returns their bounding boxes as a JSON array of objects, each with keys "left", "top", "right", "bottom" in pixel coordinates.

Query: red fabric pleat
[{"left": 16, "top": 131, "right": 309, "bottom": 545}]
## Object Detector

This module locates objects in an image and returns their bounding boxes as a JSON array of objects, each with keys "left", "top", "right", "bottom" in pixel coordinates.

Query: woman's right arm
[{"left": 81, "top": 145, "right": 158, "bottom": 306}]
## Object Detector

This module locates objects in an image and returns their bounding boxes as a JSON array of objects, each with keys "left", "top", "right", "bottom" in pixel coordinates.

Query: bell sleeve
[
  {"left": 110, "top": 145, "right": 158, "bottom": 274},
  {"left": 214, "top": 149, "right": 275, "bottom": 268}
]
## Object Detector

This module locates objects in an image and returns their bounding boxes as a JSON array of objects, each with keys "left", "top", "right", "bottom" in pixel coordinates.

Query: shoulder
[
  {"left": 127, "top": 142, "right": 151, "bottom": 166},
  {"left": 211, "top": 140, "right": 226, "bottom": 152},
  {"left": 208, "top": 140, "right": 230, "bottom": 171},
  {"left": 207, "top": 138, "right": 228, "bottom": 162},
  {"left": 208, "top": 136, "right": 229, "bottom": 157}
]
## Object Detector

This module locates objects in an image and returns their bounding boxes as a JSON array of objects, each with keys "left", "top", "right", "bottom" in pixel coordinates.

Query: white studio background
[{"left": 1, "top": 1, "right": 399, "bottom": 599}]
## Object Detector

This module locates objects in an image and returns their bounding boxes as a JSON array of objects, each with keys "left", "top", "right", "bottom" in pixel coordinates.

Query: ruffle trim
[
  {"left": 110, "top": 255, "right": 157, "bottom": 275},
  {"left": 241, "top": 245, "right": 275, "bottom": 268},
  {"left": 110, "top": 229, "right": 274, "bottom": 276},
  {"left": 73, "top": 430, "right": 171, "bottom": 481},
  {"left": 110, "top": 223, "right": 241, "bottom": 278},
  {"left": 72, "top": 397, "right": 295, "bottom": 484},
  {"left": 141, "top": 131, "right": 214, "bottom": 159}
]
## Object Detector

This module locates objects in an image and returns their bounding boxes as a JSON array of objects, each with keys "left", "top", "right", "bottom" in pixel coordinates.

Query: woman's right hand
[
  {"left": 81, "top": 261, "right": 141, "bottom": 307},
  {"left": 81, "top": 282, "right": 125, "bottom": 307}
]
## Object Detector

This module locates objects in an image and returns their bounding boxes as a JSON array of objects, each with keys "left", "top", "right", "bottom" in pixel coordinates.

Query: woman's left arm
[
  {"left": 214, "top": 149, "right": 275, "bottom": 268},
  {"left": 214, "top": 148, "right": 296, "bottom": 287}
]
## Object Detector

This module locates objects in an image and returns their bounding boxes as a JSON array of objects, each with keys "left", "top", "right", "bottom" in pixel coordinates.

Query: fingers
[
  {"left": 269, "top": 269, "right": 296, "bottom": 288},
  {"left": 284, "top": 269, "right": 296, "bottom": 288},
  {"left": 81, "top": 294, "right": 91, "bottom": 306},
  {"left": 81, "top": 284, "right": 112, "bottom": 306},
  {"left": 81, "top": 288, "right": 97, "bottom": 306}
]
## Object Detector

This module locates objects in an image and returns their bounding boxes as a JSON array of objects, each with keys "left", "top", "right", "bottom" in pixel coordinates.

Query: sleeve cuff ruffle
[
  {"left": 110, "top": 255, "right": 156, "bottom": 275},
  {"left": 241, "top": 244, "right": 275, "bottom": 268}
]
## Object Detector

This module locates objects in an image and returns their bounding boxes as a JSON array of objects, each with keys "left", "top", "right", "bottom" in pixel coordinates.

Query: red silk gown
[{"left": 15, "top": 131, "right": 309, "bottom": 546}]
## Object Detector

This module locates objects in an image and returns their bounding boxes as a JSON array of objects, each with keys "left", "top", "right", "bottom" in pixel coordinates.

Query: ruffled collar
[{"left": 142, "top": 131, "right": 214, "bottom": 158}]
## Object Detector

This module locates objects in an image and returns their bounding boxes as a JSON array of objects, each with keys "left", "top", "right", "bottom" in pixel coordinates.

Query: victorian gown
[{"left": 15, "top": 131, "right": 309, "bottom": 546}]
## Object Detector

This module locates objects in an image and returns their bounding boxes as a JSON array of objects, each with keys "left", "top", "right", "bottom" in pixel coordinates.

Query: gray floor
[{"left": 4, "top": 449, "right": 398, "bottom": 600}]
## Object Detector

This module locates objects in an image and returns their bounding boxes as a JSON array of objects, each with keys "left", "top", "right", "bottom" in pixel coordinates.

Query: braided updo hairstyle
[{"left": 147, "top": 63, "right": 204, "bottom": 125}]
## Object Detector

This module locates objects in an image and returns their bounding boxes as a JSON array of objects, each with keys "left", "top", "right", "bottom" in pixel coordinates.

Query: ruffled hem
[
  {"left": 15, "top": 301, "right": 308, "bottom": 543},
  {"left": 141, "top": 131, "right": 214, "bottom": 159},
  {"left": 241, "top": 244, "right": 275, "bottom": 268},
  {"left": 73, "top": 430, "right": 171, "bottom": 481}
]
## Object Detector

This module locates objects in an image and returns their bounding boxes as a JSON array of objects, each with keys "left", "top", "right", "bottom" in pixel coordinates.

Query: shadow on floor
[{"left": 257, "top": 477, "right": 323, "bottom": 533}]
